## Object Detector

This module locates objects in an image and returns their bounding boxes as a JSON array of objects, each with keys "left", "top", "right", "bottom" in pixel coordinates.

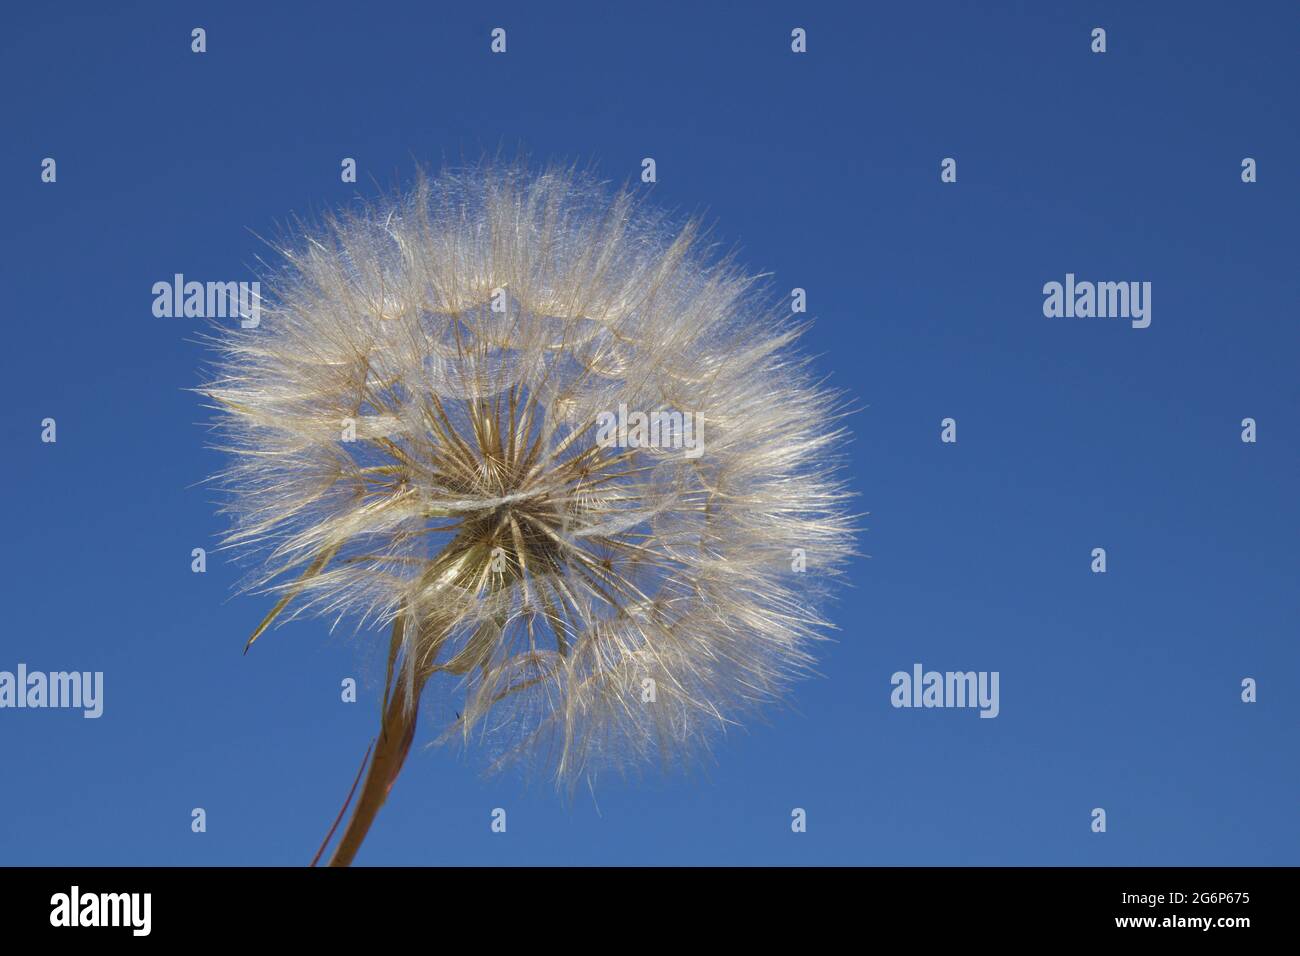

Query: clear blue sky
[{"left": 2, "top": 0, "right": 1296, "bottom": 865}]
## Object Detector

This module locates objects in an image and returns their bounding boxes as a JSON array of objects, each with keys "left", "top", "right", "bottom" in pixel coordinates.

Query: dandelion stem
[
  {"left": 310, "top": 739, "right": 373, "bottom": 867},
  {"left": 324, "top": 617, "right": 432, "bottom": 867}
]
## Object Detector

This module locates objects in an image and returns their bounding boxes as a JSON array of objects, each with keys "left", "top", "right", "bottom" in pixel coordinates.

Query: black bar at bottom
[{"left": 0, "top": 866, "right": 1281, "bottom": 940}]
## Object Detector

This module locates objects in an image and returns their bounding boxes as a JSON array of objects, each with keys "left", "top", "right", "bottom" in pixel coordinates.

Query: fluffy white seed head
[{"left": 203, "top": 163, "right": 855, "bottom": 786}]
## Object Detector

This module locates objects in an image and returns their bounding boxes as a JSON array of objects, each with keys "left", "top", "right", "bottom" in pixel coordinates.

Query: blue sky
[{"left": 1, "top": 0, "right": 1296, "bottom": 865}]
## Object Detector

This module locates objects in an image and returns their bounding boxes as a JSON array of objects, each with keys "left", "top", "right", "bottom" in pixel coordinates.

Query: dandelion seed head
[{"left": 204, "top": 162, "right": 856, "bottom": 786}]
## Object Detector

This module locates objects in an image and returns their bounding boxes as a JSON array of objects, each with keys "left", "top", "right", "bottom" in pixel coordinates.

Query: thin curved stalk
[
  {"left": 325, "top": 667, "right": 431, "bottom": 866},
  {"left": 322, "top": 613, "right": 432, "bottom": 867}
]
